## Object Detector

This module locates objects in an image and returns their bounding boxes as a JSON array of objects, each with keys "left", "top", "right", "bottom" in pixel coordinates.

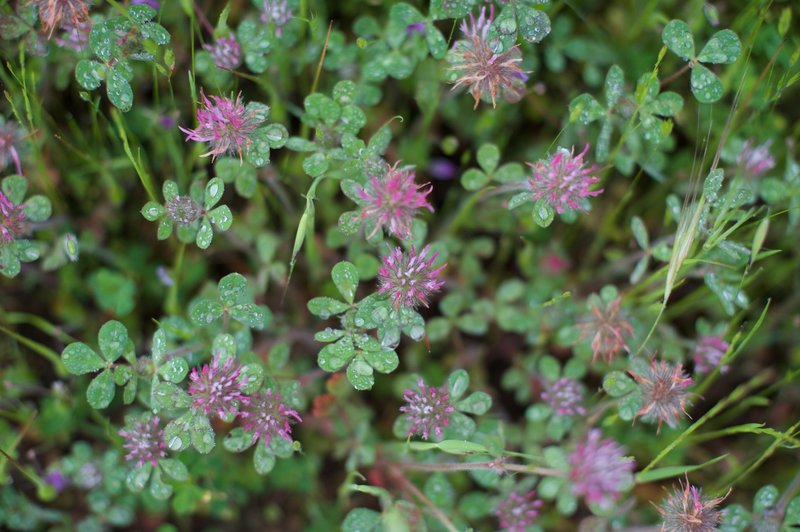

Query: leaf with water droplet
[
  {"left": 363, "top": 348, "right": 398, "bottom": 374},
  {"left": 448, "top": 369, "right": 470, "bottom": 401},
  {"left": 191, "top": 413, "right": 216, "bottom": 454},
  {"left": 662, "top": 20, "right": 694, "bottom": 61},
  {"left": 158, "top": 357, "right": 189, "bottom": 383},
  {"left": 532, "top": 199, "right": 555, "bottom": 227},
  {"left": 698, "top": 29, "right": 741, "bottom": 64},
  {"left": 318, "top": 337, "right": 355, "bottom": 372},
  {"left": 253, "top": 441, "right": 276, "bottom": 475},
  {"left": 331, "top": 261, "right": 359, "bottom": 303},
  {"left": 204, "top": 178, "right": 224, "bottom": 210},
  {"left": 107, "top": 65, "right": 133, "bottom": 112},
  {"left": 86, "top": 369, "right": 115, "bottom": 409},
  {"left": 516, "top": 4, "right": 551, "bottom": 44},
  {"left": 229, "top": 303, "right": 269, "bottom": 330},
  {"left": 149, "top": 468, "right": 173, "bottom": 500},
  {"left": 208, "top": 205, "right": 232, "bottom": 231},
  {"left": 126, "top": 463, "right": 152, "bottom": 492},
  {"left": 75, "top": 59, "right": 105, "bottom": 91},
  {"left": 346, "top": 356, "right": 375, "bottom": 390},
  {"left": 690, "top": 64, "right": 723, "bottom": 103}
]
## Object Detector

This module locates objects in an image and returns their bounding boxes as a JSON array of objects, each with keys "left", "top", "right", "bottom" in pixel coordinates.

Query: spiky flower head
[
  {"left": 241, "top": 389, "right": 302, "bottom": 448},
  {"left": 448, "top": 6, "right": 528, "bottom": 108},
  {"left": 165, "top": 195, "right": 202, "bottom": 226},
  {"left": 119, "top": 415, "right": 167, "bottom": 468},
  {"left": 693, "top": 336, "right": 729, "bottom": 375},
  {"left": 31, "top": 0, "right": 91, "bottom": 37},
  {"left": 0, "top": 119, "right": 24, "bottom": 175},
  {"left": 630, "top": 358, "right": 692, "bottom": 432},
  {"left": 0, "top": 191, "right": 26, "bottom": 245},
  {"left": 578, "top": 296, "right": 634, "bottom": 364},
  {"left": 356, "top": 162, "right": 434, "bottom": 240},
  {"left": 737, "top": 139, "right": 774, "bottom": 178},
  {"left": 204, "top": 35, "right": 242, "bottom": 70},
  {"left": 658, "top": 479, "right": 726, "bottom": 532},
  {"left": 541, "top": 377, "right": 586, "bottom": 417},
  {"left": 568, "top": 429, "right": 635, "bottom": 508},
  {"left": 188, "top": 354, "right": 250, "bottom": 419},
  {"left": 378, "top": 244, "right": 446, "bottom": 309},
  {"left": 400, "top": 378, "right": 455, "bottom": 440},
  {"left": 179, "top": 91, "right": 265, "bottom": 161},
  {"left": 54, "top": 19, "right": 90, "bottom": 51},
  {"left": 527, "top": 145, "right": 603, "bottom": 214},
  {"left": 495, "top": 491, "right": 543, "bottom": 532},
  {"left": 260, "top": 0, "right": 292, "bottom": 36}
]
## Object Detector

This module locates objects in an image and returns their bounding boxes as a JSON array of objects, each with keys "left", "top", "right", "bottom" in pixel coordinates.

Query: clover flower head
[
  {"left": 165, "top": 195, "right": 202, "bottom": 226},
  {"left": 241, "top": 389, "right": 302, "bottom": 448},
  {"left": 0, "top": 120, "right": 24, "bottom": 175},
  {"left": 527, "top": 145, "right": 603, "bottom": 214},
  {"left": 356, "top": 162, "right": 434, "bottom": 240},
  {"left": 542, "top": 377, "right": 586, "bottom": 417},
  {"left": 204, "top": 35, "right": 242, "bottom": 70},
  {"left": 0, "top": 191, "right": 26, "bottom": 245},
  {"left": 260, "top": 0, "right": 292, "bottom": 36},
  {"left": 378, "top": 244, "right": 446, "bottom": 309},
  {"left": 400, "top": 378, "right": 455, "bottom": 440},
  {"left": 119, "top": 415, "right": 167, "bottom": 468},
  {"left": 631, "top": 358, "right": 692, "bottom": 432},
  {"left": 737, "top": 139, "right": 774, "bottom": 178},
  {"left": 693, "top": 336, "right": 729, "bottom": 375},
  {"left": 179, "top": 91, "right": 265, "bottom": 161},
  {"left": 495, "top": 490, "right": 543, "bottom": 532},
  {"left": 188, "top": 354, "right": 250, "bottom": 419},
  {"left": 55, "top": 19, "right": 91, "bottom": 52},
  {"left": 578, "top": 296, "right": 634, "bottom": 364},
  {"left": 32, "top": 0, "right": 91, "bottom": 37},
  {"left": 658, "top": 479, "right": 726, "bottom": 532},
  {"left": 448, "top": 6, "right": 528, "bottom": 108},
  {"left": 568, "top": 429, "right": 635, "bottom": 507}
]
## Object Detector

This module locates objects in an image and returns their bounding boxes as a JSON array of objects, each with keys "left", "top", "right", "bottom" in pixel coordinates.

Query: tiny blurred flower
[
  {"left": 693, "top": 336, "right": 729, "bottom": 375},
  {"left": 131, "top": 0, "right": 160, "bottom": 8},
  {"left": 355, "top": 162, "right": 433, "bottom": 240},
  {"left": 165, "top": 195, "right": 202, "bottom": 226},
  {"left": 32, "top": 0, "right": 91, "bottom": 36},
  {"left": 400, "top": 378, "right": 455, "bottom": 440},
  {"left": 631, "top": 358, "right": 692, "bottom": 431},
  {"left": 541, "top": 377, "right": 586, "bottom": 417},
  {"left": 54, "top": 19, "right": 91, "bottom": 52},
  {"left": 204, "top": 35, "right": 242, "bottom": 70},
  {"left": 658, "top": 479, "right": 726, "bottom": 532},
  {"left": 428, "top": 158, "right": 458, "bottom": 181},
  {"left": 378, "top": 244, "right": 446, "bottom": 309},
  {"left": 568, "top": 429, "right": 635, "bottom": 507},
  {"left": 260, "top": 0, "right": 292, "bottom": 36},
  {"left": 180, "top": 91, "right": 265, "bottom": 161},
  {"left": 43, "top": 470, "right": 69, "bottom": 493},
  {"left": 737, "top": 139, "right": 775, "bottom": 178},
  {"left": 0, "top": 191, "right": 26, "bottom": 244},
  {"left": 527, "top": 145, "right": 603, "bottom": 214},
  {"left": 119, "top": 415, "right": 167, "bottom": 468},
  {"left": 0, "top": 118, "right": 24, "bottom": 175},
  {"left": 241, "top": 389, "right": 302, "bottom": 447},
  {"left": 541, "top": 253, "right": 571, "bottom": 275},
  {"left": 578, "top": 296, "right": 634, "bottom": 364},
  {"left": 188, "top": 354, "right": 250, "bottom": 419},
  {"left": 448, "top": 6, "right": 528, "bottom": 108},
  {"left": 155, "top": 266, "right": 174, "bottom": 287},
  {"left": 495, "top": 490, "right": 543, "bottom": 532},
  {"left": 63, "top": 233, "right": 79, "bottom": 262},
  {"left": 406, "top": 22, "right": 426, "bottom": 36}
]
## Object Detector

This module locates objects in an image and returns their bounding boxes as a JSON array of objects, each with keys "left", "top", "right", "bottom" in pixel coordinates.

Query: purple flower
[
  {"left": 400, "top": 378, "right": 455, "bottom": 440},
  {"left": 541, "top": 377, "right": 586, "bottom": 417},
  {"left": 188, "top": 354, "right": 250, "bottom": 419},
  {"left": 44, "top": 470, "right": 69, "bottom": 493},
  {"left": 578, "top": 296, "right": 634, "bottom": 364},
  {"left": 32, "top": 0, "right": 91, "bottom": 37},
  {"left": 406, "top": 22, "right": 426, "bottom": 36},
  {"left": 568, "top": 429, "right": 635, "bottom": 508},
  {"left": 54, "top": 20, "right": 91, "bottom": 52},
  {"left": 630, "top": 359, "right": 692, "bottom": 432},
  {"left": 0, "top": 191, "right": 26, "bottom": 244},
  {"left": 180, "top": 91, "right": 265, "bottom": 161},
  {"left": 693, "top": 336, "right": 729, "bottom": 375},
  {"left": 527, "top": 145, "right": 603, "bottom": 214},
  {"left": 378, "top": 244, "right": 446, "bottom": 309},
  {"left": 658, "top": 479, "right": 726, "bottom": 532},
  {"left": 204, "top": 35, "right": 242, "bottom": 70},
  {"left": 119, "top": 415, "right": 167, "bottom": 468},
  {"left": 737, "top": 139, "right": 775, "bottom": 178},
  {"left": 448, "top": 6, "right": 528, "bottom": 108},
  {"left": 260, "top": 0, "right": 292, "bottom": 37},
  {"left": 428, "top": 158, "right": 458, "bottom": 181},
  {"left": 131, "top": 0, "right": 160, "bottom": 8},
  {"left": 0, "top": 119, "right": 24, "bottom": 175},
  {"left": 495, "top": 491, "right": 543, "bottom": 532},
  {"left": 355, "top": 162, "right": 433, "bottom": 240},
  {"left": 241, "top": 389, "right": 302, "bottom": 448}
]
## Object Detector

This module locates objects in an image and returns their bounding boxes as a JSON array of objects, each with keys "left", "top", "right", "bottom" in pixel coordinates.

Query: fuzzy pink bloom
[
  {"left": 658, "top": 479, "right": 727, "bottom": 532},
  {"left": 631, "top": 359, "right": 692, "bottom": 432},
  {"left": 54, "top": 19, "right": 91, "bottom": 51},
  {"left": 578, "top": 296, "right": 634, "bottom": 364},
  {"left": 204, "top": 35, "right": 242, "bottom": 70},
  {"left": 119, "top": 415, "right": 167, "bottom": 468},
  {"left": 693, "top": 336, "right": 729, "bottom": 375},
  {"left": 0, "top": 120, "right": 23, "bottom": 175},
  {"left": 356, "top": 162, "right": 433, "bottom": 240},
  {"left": 568, "top": 429, "right": 635, "bottom": 507},
  {"left": 0, "top": 191, "right": 26, "bottom": 244},
  {"left": 527, "top": 145, "right": 603, "bottom": 214},
  {"left": 542, "top": 377, "right": 586, "bottom": 417},
  {"left": 495, "top": 491, "right": 543, "bottom": 532},
  {"left": 448, "top": 6, "right": 528, "bottom": 108},
  {"left": 260, "top": 0, "right": 292, "bottom": 36},
  {"left": 180, "top": 91, "right": 265, "bottom": 161},
  {"left": 400, "top": 378, "right": 455, "bottom": 440},
  {"left": 737, "top": 139, "right": 775, "bottom": 178},
  {"left": 188, "top": 354, "right": 250, "bottom": 419},
  {"left": 378, "top": 245, "right": 446, "bottom": 309},
  {"left": 241, "top": 389, "right": 301, "bottom": 448},
  {"left": 31, "top": 0, "right": 91, "bottom": 36}
]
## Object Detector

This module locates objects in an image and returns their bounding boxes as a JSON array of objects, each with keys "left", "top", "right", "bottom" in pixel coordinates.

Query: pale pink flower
[
  {"left": 241, "top": 389, "right": 301, "bottom": 448},
  {"left": 119, "top": 415, "right": 167, "bottom": 468},
  {"left": 737, "top": 139, "right": 775, "bottom": 178},
  {"left": 400, "top": 378, "right": 455, "bottom": 440},
  {"left": 0, "top": 119, "right": 24, "bottom": 175},
  {"left": 578, "top": 296, "right": 634, "bottom": 364},
  {"left": 630, "top": 359, "right": 692, "bottom": 432},
  {"left": 0, "top": 191, "right": 26, "bottom": 244},
  {"left": 495, "top": 491, "right": 543, "bottom": 532},
  {"left": 260, "top": 0, "right": 292, "bottom": 36},
  {"left": 54, "top": 19, "right": 91, "bottom": 51},
  {"left": 378, "top": 244, "right": 446, "bottom": 309},
  {"left": 693, "top": 336, "right": 729, "bottom": 375},
  {"left": 188, "top": 354, "right": 250, "bottom": 419},
  {"left": 568, "top": 429, "right": 635, "bottom": 507},
  {"left": 541, "top": 377, "right": 586, "bottom": 417},
  {"left": 204, "top": 35, "right": 242, "bottom": 70},
  {"left": 658, "top": 479, "right": 727, "bottom": 532},
  {"left": 527, "top": 145, "right": 603, "bottom": 214}
]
